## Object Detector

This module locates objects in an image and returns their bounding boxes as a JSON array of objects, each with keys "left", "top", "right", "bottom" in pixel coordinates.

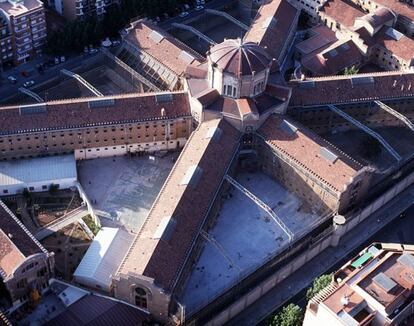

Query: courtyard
[
  {"left": 78, "top": 154, "right": 177, "bottom": 232},
  {"left": 179, "top": 171, "right": 323, "bottom": 313}
]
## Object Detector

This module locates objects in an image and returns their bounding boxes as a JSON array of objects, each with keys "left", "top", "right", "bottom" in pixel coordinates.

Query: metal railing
[
  {"left": 205, "top": 9, "right": 249, "bottom": 30},
  {"left": 225, "top": 175, "right": 293, "bottom": 241},
  {"left": 171, "top": 23, "right": 217, "bottom": 45},
  {"left": 374, "top": 100, "right": 414, "bottom": 131},
  {"left": 327, "top": 105, "right": 402, "bottom": 162}
]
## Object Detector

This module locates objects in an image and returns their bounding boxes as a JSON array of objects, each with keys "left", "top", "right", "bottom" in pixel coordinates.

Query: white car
[
  {"left": 195, "top": 5, "right": 204, "bottom": 10},
  {"left": 23, "top": 80, "right": 35, "bottom": 88},
  {"left": 89, "top": 48, "right": 98, "bottom": 54},
  {"left": 179, "top": 11, "right": 189, "bottom": 17}
]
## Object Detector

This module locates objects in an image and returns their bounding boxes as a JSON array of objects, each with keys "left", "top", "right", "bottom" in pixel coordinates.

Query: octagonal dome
[{"left": 209, "top": 39, "right": 272, "bottom": 76}]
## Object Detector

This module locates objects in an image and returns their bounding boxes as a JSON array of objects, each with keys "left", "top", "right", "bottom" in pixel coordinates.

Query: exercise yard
[
  {"left": 179, "top": 171, "right": 323, "bottom": 313},
  {"left": 323, "top": 125, "right": 414, "bottom": 171},
  {"left": 78, "top": 154, "right": 176, "bottom": 232}
]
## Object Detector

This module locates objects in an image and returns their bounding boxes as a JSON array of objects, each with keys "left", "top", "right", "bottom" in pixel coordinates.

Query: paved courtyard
[
  {"left": 78, "top": 154, "right": 176, "bottom": 232},
  {"left": 180, "top": 171, "right": 322, "bottom": 313}
]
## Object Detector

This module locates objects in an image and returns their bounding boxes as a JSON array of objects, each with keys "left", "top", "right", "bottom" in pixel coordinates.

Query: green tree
[
  {"left": 343, "top": 65, "right": 359, "bottom": 75},
  {"left": 306, "top": 273, "right": 333, "bottom": 301},
  {"left": 268, "top": 304, "right": 303, "bottom": 326}
]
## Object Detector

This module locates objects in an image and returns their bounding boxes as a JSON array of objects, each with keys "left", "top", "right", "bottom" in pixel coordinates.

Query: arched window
[{"left": 135, "top": 287, "right": 148, "bottom": 308}]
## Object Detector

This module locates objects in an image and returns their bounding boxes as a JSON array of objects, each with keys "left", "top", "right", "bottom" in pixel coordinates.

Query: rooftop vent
[
  {"left": 205, "top": 126, "right": 222, "bottom": 141},
  {"left": 281, "top": 119, "right": 298, "bottom": 135},
  {"left": 328, "top": 49, "right": 338, "bottom": 58},
  {"left": 341, "top": 42, "right": 350, "bottom": 51},
  {"left": 373, "top": 272, "right": 397, "bottom": 293},
  {"left": 153, "top": 216, "right": 177, "bottom": 242},
  {"left": 299, "top": 80, "right": 315, "bottom": 89},
  {"left": 397, "top": 253, "right": 414, "bottom": 271},
  {"left": 320, "top": 147, "right": 338, "bottom": 163},
  {"left": 180, "top": 165, "right": 203, "bottom": 188},
  {"left": 19, "top": 104, "right": 47, "bottom": 115},
  {"left": 156, "top": 93, "right": 173, "bottom": 103},
  {"left": 351, "top": 76, "right": 374, "bottom": 86},
  {"left": 386, "top": 27, "right": 404, "bottom": 41},
  {"left": 179, "top": 50, "right": 195, "bottom": 64},
  {"left": 149, "top": 30, "right": 164, "bottom": 43},
  {"left": 88, "top": 98, "right": 115, "bottom": 109}
]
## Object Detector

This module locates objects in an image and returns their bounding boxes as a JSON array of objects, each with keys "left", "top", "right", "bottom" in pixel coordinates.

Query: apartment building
[
  {"left": 0, "top": 0, "right": 46, "bottom": 66},
  {"left": 50, "top": 0, "right": 116, "bottom": 21},
  {"left": 304, "top": 243, "right": 414, "bottom": 326}
]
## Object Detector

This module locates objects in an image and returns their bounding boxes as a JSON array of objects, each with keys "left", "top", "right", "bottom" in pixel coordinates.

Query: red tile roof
[
  {"left": 320, "top": 0, "right": 365, "bottom": 28},
  {"left": 244, "top": 0, "right": 299, "bottom": 62},
  {"left": 295, "top": 25, "right": 338, "bottom": 56},
  {"left": 257, "top": 115, "right": 361, "bottom": 193},
  {"left": 374, "top": 27, "right": 414, "bottom": 62},
  {"left": 372, "top": 0, "right": 414, "bottom": 23},
  {"left": 117, "top": 119, "right": 240, "bottom": 291},
  {"left": 0, "top": 201, "right": 45, "bottom": 277},
  {"left": 302, "top": 40, "right": 363, "bottom": 76},
  {"left": 45, "top": 294, "right": 150, "bottom": 326},
  {"left": 289, "top": 71, "right": 414, "bottom": 107},
  {"left": 0, "top": 92, "right": 191, "bottom": 135},
  {"left": 125, "top": 20, "right": 203, "bottom": 76}
]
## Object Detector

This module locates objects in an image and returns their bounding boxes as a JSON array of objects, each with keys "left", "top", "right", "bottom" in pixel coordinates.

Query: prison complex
[{"left": 1, "top": 0, "right": 414, "bottom": 324}]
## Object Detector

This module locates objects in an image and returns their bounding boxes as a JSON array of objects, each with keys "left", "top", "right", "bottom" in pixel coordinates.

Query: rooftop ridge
[
  {"left": 0, "top": 200, "right": 48, "bottom": 255},
  {"left": 116, "top": 122, "right": 201, "bottom": 275},
  {"left": 141, "top": 19, "right": 205, "bottom": 61},
  {"left": 0, "top": 91, "right": 187, "bottom": 111},
  {"left": 291, "top": 70, "right": 414, "bottom": 82}
]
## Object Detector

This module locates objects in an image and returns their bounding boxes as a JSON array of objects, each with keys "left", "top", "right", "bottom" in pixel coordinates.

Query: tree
[
  {"left": 343, "top": 65, "right": 359, "bottom": 75},
  {"left": 268, "top": 304, "right": 303, "bottom": 326},
  {"left": 306, "top": 273, "right": 333, "bottom": 301}
]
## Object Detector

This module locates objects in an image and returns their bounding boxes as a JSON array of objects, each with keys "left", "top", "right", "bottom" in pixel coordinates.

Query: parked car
[
  {"left": 60, "top": 55, "right": 66, "bottom": 63},
  {"left": 23, "top": 80, "right": 35, "bottom": 88},
  {"left": 111, "top": 40, "right": 121, "bottom": 47},
  {"left": 7, "top": 75, "right": 17, "bottom": 84},
  {"left": 179, "top": 11, "right": 189, "bottom": 17},
  {"left": 54, "top": 57, "right": 60, "bottom": 64},
  {"left": 195, "top": 5, "right": 204, "bottom": 10},
  {"left": 89, "top": 48, "right": 98, "bottom": 54}
]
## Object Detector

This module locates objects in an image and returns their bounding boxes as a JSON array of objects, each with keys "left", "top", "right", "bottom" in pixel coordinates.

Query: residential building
[
  {"left": 304, "top": 243, "right": 414, "bottom": 326},
  {"left": 0, "top": 0, "right": 46, "bottom": 66},
  {"left": 49, "top": 0, "right": 117, "bottom": 21}
]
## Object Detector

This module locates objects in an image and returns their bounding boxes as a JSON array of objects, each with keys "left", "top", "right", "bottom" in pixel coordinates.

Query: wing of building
[
  {"left": 117, "top": 19, "right": 204, "bottom": 91},
  {"left": 244, "top": 0, "right": 300, "bottom": 66},
  {"left": 0, "top": 200, "right": 54, "bottom": 306},
  {"left": 0, "top": 92, "right": 193, "bottom": 160},
  {"left": 113, "top": 118, "right": 241, "bottom": 319}
]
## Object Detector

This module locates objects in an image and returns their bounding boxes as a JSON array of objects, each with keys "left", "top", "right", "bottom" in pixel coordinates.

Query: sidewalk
[{"left": 225, "top": 184, "right": 414, "bottom": 326}]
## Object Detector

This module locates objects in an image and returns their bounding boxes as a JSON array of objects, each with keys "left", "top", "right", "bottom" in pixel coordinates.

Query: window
[
  {"left": 224, "top": 84, "right": 236, "bottom": 98},
  {"left": 134, "top": 287, "right": 148, "bottom": 308}
]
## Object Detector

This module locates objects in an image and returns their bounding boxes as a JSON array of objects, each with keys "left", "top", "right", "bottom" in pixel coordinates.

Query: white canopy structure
[{"left": 74, "top": 227, "right": 132, "bottom": 292}]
